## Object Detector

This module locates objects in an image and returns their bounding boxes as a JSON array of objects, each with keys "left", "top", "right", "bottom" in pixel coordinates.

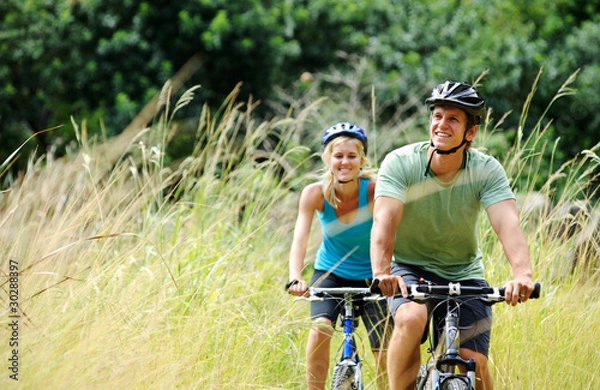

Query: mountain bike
[
  {"left": 297, "top": 286, "right": 385, "bottom": 390},
  {"left": 371, "top": 279, "right": 541, "bottom": 390}
]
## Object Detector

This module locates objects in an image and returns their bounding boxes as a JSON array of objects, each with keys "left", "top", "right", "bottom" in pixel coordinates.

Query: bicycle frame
[
  {"left": 423, "top": 298, "right": 476, "bottom": 390},
  {"left": 336, "top": 291, "right": 363, "bottom": 389},
  {"left": 340, "top": 292, "right": 360, "bottom": 364}
]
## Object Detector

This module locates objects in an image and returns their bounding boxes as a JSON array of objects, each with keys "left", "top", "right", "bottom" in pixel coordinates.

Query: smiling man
[{"left": 370, "top": 81, "right": 535, "bottom": 390}]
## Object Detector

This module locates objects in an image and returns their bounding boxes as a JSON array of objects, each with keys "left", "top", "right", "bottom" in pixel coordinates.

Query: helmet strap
[{"left": 424, "top": 138, "right": 467, "bottom": 177}]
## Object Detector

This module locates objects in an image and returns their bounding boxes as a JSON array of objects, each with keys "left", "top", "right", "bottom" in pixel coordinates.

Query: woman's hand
[{"left": 286, "top": 279, "right": 308, "bottom": 296}]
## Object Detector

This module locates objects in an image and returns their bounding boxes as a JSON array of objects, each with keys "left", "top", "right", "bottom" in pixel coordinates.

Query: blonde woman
[{"left": 287, "top": 122, "right": 390, "bottom": 390}]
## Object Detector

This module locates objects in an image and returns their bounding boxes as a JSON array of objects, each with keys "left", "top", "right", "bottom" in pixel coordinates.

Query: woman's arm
[{"left": 287, "top": 183, "right": 322, "bottom": 295}]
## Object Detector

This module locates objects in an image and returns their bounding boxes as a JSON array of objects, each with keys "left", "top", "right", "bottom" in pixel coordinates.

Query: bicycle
[
  {"left": 371, "top": 279, "right": 541, "bottom": 390},
  {"left": 297, "top": 286, "right": 386, "bottom": 390}
]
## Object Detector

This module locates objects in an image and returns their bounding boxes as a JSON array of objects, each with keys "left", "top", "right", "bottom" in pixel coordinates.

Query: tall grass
[
  {"left": 0, "top": 86, "right": 313, "bottom": 389},
  {"left": 0, "top": 75, "right": 599, "bottom": 389}
]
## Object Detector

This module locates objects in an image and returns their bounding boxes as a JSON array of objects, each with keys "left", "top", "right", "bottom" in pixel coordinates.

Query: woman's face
[{"left": 326, "top": 139, "right": 363, "bottom": 182}]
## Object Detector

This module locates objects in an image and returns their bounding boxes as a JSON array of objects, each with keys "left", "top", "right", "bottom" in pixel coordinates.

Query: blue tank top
[{"left": 315, "top": 178, "right": 373, "bottom": 280}]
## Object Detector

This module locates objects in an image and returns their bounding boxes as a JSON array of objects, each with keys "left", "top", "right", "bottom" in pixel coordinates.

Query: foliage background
[{"left": 1, "top": 0, "right": 599, "bottom": 192}]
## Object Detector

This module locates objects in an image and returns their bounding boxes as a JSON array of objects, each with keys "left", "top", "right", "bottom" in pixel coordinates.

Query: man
[{"left": 370, "top": 81, "right": 535, "bottom": 390}]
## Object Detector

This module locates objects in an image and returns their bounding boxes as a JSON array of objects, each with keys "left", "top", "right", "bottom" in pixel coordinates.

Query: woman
[{"left": 286, "top": 122, "right": 390, "bottom": 390}]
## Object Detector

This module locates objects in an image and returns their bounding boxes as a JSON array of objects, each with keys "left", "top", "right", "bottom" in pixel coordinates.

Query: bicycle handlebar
[
  {"left": 296, "top": 286, "right": 384, "bottom": 302},
  {"left": 370, "top": 279, "right": 541, "bottom": 302}
]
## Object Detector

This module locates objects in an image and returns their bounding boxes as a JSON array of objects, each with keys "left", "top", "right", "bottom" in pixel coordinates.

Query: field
[{"left": 1, "top": 83, "right": 599, "bottom": 389}]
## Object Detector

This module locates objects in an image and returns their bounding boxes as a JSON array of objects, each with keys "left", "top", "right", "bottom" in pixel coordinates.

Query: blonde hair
[{"left": 321, "top": 136, "right": 377, "bottom": 209}]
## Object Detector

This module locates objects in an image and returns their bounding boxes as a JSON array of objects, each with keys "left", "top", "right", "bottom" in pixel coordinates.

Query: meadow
[{"left": 0, "top": 79, "right": 599, "bottom": 389}]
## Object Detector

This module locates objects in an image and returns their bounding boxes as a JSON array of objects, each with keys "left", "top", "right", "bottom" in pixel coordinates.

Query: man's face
[{"left": 429, "top": 105, "right": 475, "bottom": 150}]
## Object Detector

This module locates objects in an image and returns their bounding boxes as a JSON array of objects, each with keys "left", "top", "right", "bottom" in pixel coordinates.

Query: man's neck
[{"left": 427, "top": 147, "right": 464, "bottom": 181}]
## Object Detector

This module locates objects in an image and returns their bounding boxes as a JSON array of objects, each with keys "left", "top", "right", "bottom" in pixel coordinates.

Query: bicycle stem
[{"left": 444, "top": 307, "right": 460, "bottom": 358}]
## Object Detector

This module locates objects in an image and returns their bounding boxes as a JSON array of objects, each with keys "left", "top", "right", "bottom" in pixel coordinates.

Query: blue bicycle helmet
[
  {"left": 425, "top": 81, "right": 486, "bottom": 125},
  {"left": 322, "top": 122, "right": 368, "bottom": 153}
]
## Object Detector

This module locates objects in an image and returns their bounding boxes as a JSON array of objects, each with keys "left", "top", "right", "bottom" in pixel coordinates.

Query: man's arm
[
  {"left": 486, "top": 199, "right": 535, "bottom": 305},
  {"left": 370, "top": 196, "right": 407, "bottom": 297}
]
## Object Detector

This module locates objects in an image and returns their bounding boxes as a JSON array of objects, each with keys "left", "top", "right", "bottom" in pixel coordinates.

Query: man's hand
[
  {"left": 373, "top": 274, "right": 408, "bottom": 297},
  {"left": 503, "top": 275, "right": 535, "bottom": 306}
]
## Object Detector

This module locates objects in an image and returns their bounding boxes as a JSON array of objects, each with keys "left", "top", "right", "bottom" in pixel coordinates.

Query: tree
[{"left": 0, "top": 0, "right": 598, "bottom": 188}]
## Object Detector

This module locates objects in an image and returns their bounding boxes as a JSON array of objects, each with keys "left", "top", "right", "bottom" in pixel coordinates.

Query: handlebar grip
[
  {"left": 530, "top": 283, "right": 541, "bottom": 299},
  {"left": 370, "top": 278, "right": 382, "bottom": 294}
]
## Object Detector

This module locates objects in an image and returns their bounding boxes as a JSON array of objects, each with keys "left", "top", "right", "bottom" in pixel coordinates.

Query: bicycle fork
[
  {"left": 431, "top": 305, "right": 476, "bottom": 389},
  {"left": 340, "top": 293, "right": 359, "bottom": 365},
  {"left": 336, "top": 293, "right": 362, "bottom": 389}
]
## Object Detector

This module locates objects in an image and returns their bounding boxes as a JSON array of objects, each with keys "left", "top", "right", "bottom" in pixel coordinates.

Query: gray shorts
[
  {"left": 389, "top": 263, "right": 492, "bottom": 356},
  {"left": 310, "top": 269, "right": 392, "bottom": 350}
]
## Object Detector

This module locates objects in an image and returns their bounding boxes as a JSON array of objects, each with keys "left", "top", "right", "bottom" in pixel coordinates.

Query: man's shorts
[
  {"left": 389, "top": 263, "right": 493, "bottom": 357},
  {"left": 310, "top": 269, "right": 392, "bottom": 350}
]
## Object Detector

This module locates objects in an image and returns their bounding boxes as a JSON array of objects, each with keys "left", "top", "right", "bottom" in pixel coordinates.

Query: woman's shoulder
[
  {"left": 300, "top": 182, "right": 324, "bottom": 207},
  {"left": 302, "top": 181, "right": 323, "bottom": 194}
]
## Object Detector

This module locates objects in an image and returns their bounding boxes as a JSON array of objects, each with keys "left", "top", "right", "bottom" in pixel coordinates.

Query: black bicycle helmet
[
  {"left": 425, "top": 81, "right": 486, "bottom": 125},
  {"left": 321, "top": 122, "right": 368, "bottom": 153}
]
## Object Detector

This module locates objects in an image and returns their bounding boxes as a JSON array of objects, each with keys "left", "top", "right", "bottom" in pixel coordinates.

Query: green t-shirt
[{"left": 376, "top": 142, "right": 515, "bottom": 280}]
